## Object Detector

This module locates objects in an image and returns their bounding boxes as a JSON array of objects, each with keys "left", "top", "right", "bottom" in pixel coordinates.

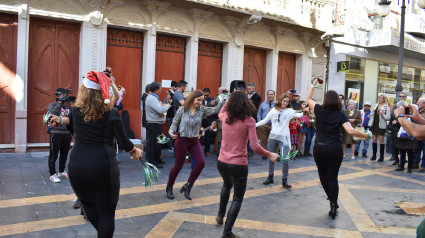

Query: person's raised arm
[
  {"left": 342, "top": 122, "right": 368, "bottom": 139},
  {"left": 406, "top": 104, "right": 425, "bottom": 125},
  {"left": 306, "top": 77, "right": 318, "bottom": 113},
  {"left": 49, "top": 115, "right": 70, "bottom": 126},
  {"left": 256, "top": 109, "right": 272, "bottom": 127}
]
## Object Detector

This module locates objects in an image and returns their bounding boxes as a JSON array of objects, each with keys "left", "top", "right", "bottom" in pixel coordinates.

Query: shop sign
[
  {"left": 392, "top": 31, "right": 425, "bottom": 55},
  {"left": 337, "top": 61, "right": 349, "bottom": 72}
]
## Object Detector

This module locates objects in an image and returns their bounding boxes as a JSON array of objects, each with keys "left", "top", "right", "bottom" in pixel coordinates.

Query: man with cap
[
  {"left": 355, "top": 101, "right": 372, "bottom": 158},
  {"left": 291, "top": 92, "right": 301, "bottom": 110}
]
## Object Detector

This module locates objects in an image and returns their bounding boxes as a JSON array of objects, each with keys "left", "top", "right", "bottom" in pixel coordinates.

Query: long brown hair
[
  {"left": 183, "top": 90, "right": 203, "bottom": 111},
  {"left": 75, "top": 84, "right": 113, "bottom": 122},
  {"left": 225, "top": 91, "right": 256, "bottom": 124},
  {"left": 322, "top": 90, "right": 341, "bottom": 111},
  {"left": 275, "top": 93, "right": 291, "bottom": 109}
]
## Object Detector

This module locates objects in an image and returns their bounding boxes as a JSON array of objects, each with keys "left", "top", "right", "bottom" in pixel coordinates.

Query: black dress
[{"left": 68, "top": 107, "right": 134, "bottom": 205}]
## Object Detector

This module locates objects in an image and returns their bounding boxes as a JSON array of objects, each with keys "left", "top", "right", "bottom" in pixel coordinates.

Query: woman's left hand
[
  {"left": 48, "top": 115, "right": 61, "bottom": 127},
  {"left": 130, "top": 148, "right": 143, "bottom": 160}
]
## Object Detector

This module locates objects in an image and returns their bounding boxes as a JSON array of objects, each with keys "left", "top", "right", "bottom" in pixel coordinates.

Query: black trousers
[
  {"left": 399, "top": 149, "right": 414, "bottom": 169},
  {"left": 146, "top": 123, "right": 163, "bottom": 164},
  {"left": 80, "top": 200, "right": 117, "bottom": 238},
  {"left": 313, "top": 142, "right": 343, "bottom": 204},
  {"left": 48, "top": 133, "right": 72, "bottom": 175},
  {"left": 217, "top": 160, "right": 248, "bottom": 236},
  {"left": 201, "top": 130, "right": 216, "bottom": 154}
]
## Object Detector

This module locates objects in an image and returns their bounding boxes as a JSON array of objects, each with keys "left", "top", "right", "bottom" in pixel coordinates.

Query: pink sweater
[{"left": 218, "top": 107, "right": 270, "bottom": 165}]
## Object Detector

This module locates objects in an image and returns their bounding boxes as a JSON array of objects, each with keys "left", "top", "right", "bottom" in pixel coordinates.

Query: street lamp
[{"left": 377, "top": 0, "right": 425, "bottom": 99}]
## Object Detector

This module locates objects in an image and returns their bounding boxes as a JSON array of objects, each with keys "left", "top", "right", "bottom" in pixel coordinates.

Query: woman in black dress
[
  {"left": 49, "top": 71, "right": 142, "bottom": 238},
  {"left": 306, "top": 77, "right": 369, "bottom": 219}
]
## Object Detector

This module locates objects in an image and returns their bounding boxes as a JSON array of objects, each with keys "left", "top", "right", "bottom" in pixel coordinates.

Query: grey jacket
[
  {"left": 145, "top": 94, "right": 170, "bottom": 124},
  {"left": 170, "top": 101, "right": 223, "bottom": 138},
  {"left": 368, "top": 103, "right": 391, "bottom": 129}
]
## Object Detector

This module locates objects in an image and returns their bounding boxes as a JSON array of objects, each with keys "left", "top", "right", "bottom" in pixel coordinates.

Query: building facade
[
  {"left": 0, "top": 0, "right": 336, "bottom": 152},
  {"left": 327, "top": 0, "right": 425, "bottom": 108}
]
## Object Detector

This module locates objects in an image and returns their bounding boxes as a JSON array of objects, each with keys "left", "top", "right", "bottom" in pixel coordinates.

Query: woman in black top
[
  {"left": 306, "top": 77, "right": 368, "bottom": 219},
  {"left": 49, "top": 71, "right": 142, "bottom": 238}
]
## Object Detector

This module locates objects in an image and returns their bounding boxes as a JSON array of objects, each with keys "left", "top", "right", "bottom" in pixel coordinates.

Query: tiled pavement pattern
[{"left": 0, "top": 149, "right": 424, "bottom": 237}]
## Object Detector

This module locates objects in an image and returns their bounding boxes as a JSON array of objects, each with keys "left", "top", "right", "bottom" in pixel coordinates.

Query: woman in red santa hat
[{"left": 49, "top": 71, "right": 142, "bottom": 238}]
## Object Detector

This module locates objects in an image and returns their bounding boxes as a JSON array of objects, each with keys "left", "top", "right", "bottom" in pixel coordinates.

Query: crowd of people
[{"left": 46, "top": 68, "right": 425, "bottom": 237}]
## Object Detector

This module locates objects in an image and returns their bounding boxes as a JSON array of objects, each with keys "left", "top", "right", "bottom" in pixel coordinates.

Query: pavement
[{"left": 0, "top": 147, "right": 424, "bottom": 238}]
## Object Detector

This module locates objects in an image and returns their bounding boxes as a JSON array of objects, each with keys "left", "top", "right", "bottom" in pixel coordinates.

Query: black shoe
[
  {"left": 395, "top": 167, "right": 404, "bottom": 171},
  {"left": 222, "top": 233, "right": 240, "bottom": 238},
  {"left": 407, "top": 169, "right": 412, "bottom": 173},
  {"left": 81, "top": 207, "right": 88, "bottom": 220},
  {"left": 282, "top": 178, "right": 292, "bottom": 188},
  {"left": 73, "top": 199, "right": 81, "bottom": 209},
  {"left": 329, "top": 203, "right": 338, "bottom": 220},
  {"left": 362, "top": 153, "right": 367, "bottom": 158},
  {"left": 354, "top": 152, "right": 359, "bottom": 157},
  {"left": 307, "top": 152, "right": 312, "bottom": 157},
  {"left": 153, "top": 162, "right": 163, "bottom": 168},
  {"left": 303, "top": 152, "right": 308, "bottom": 157},
  {"left": 216, "top": 216, "right": 223, "bottom": 225},
  {"left": 166, "top": 185, "right": 174, "bottom": 199},
  {"left": 370, "top": 156, "right": 376, "bottom": 161},
  {"left": 180, "top": 183, "right": 193, "bottom": 200},
  {"left": 297, "top": 152, "right": 303, "bottom": 158},
  {"left": 392, "top": 161, "right": 398, "bottom": 166},
  {"left": 158, "top": 160, "right": 165, "bottom": 164},
  {"left": 389, "top": 157, "right": 395, "bottom": 161},
  {"left": 263, "top": 175, "right": 274, "bottom": 185}
]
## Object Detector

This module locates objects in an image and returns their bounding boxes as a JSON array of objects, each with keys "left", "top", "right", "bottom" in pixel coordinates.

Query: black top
[
  {"left": 141, "top": 93, "right": 148, "bottom": 128},
  {"left": 314, "top": 104, "right": 348, "bottom": 143},
  {"left": 250, "top": 93, "right": 261, "bottom": 110}
]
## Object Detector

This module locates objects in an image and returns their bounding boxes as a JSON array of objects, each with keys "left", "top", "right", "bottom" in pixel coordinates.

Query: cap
[{"left": 364, "top": 101, "right": 371, "bottom": 106}]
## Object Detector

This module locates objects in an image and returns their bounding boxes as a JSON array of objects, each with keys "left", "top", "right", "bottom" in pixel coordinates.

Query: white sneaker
[
  {"left": 50, "top": 174, "right": 61, "bottom": 183},
  {"left": 58, "top": 172, "right": 68, "bottom": 178},
  {"left": 351, "top": 155, "right": 355, "bottom": 160}
]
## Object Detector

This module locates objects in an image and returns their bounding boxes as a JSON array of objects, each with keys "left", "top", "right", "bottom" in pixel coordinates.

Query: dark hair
[
  {"left": 225, "top": 91, "right": 256, "bottom": 125},
  {"left": 266, "top": 90, "right": 275, "bottom": 95},
  {"left": 323, "top": 90, "right": 342, "bottom": 111},
  {"left": 102, "top": 67, "right": 112, "bottom": 78},
  {"left": 183, "top": 90, "right": 204, "bottom": 111},
  {"left": 177, "top": 80, "right": 188, "bottom": 88},
  {"left": 203, "top": 88, "right": 210, "bottom": 93},
  {"left": 145, "top": 83, "right": 151, "bottom": 93},
  {"left": 230, "top": 80, "right": 246, "bottom": 93},
  {"left": 338, "top": 94, "right": 344, "bottom": 100},
  {"left": 171, "top": 81, "right": 178, "bottom": 87},
  {"left": 296, "top": 100, "right": 306, "bottom": 110},
  {"left": 275, "top": 93, "right": 291, "bottom": 109},
  {"left": 150, "top": 82, "right": 161, "bottom": 92}
]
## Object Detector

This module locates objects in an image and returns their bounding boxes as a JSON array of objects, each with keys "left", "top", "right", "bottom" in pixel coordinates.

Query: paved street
[{"left": 0, "top": 149, "right": 424, "bottom": 237}]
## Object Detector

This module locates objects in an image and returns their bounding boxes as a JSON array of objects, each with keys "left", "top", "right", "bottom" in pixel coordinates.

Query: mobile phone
[{"left": 404, "top": 107, "right": 410, "bottom": 115}]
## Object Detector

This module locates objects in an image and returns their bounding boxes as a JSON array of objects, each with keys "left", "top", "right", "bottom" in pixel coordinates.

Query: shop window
[{"left": 345, "top": 56, "right": 365, "bottom": 109}]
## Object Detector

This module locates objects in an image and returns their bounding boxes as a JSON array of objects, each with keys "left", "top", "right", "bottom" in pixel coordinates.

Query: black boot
[
  {"left": 166, "top": 185, "right": 174, "bottom": 199},
  {"left": 180, "top": 182, "right": 193, "bottom": 200},
  {"left": 80, "top": 207, "right": 88, "bottom": 220},
  {"left": 263, "top": 175, "right": 274, "bottom": 185},
  {"left": 370, "top": 143, "right": 377, "bottom": 161},
  {"left": 307, "top": 151, "right": 313, "bottom": 157},
  {"left": 303, "top": 151, "right": 308, "bottom": 157},
  {"left": 378, "top": 144, "right": 385, "bottom": 162},
  {"left": 222, "top": 233, "right": 240, "bottom": 238},
  {"left": 329, "top": 203, "right": 338, "bottom": 219},
  {"left": 282, "top": 178, "right": 292, "bottom": 188},
  {"left": 73, "top": 198, "right": 81, "bottom": 209}
]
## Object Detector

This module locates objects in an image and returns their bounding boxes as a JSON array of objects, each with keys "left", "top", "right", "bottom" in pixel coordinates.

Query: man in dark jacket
[{"left": 246, "top": 82, "right": 261, "bottom": 157}]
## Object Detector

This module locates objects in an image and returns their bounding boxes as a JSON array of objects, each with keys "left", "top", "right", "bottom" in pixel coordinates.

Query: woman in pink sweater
[{"left": 216, "top": 90, "right": 279, "bottom": 238}]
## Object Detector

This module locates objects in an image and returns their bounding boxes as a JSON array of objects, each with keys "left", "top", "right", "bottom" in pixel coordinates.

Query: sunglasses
[{"left": 399, "top": 96, "right": 406, "bottom": 98}]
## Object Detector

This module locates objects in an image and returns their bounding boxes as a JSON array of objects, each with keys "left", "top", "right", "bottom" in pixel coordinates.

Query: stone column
[
  {"left": 184, "top": 35, "right": 198, "bottom": 90},
  {"left": 222, "top": 42, "right": 244, "bottom": 89},
  {"left": 265, "top": 47, "right": 278, "bottom": 95},
  {"left": 142, "top": 27, "right": 156, "bottom": 91},
  {"left": 295, "top": 54, "right": 313, "bottom": 100},
  {"left": 14, "top": 4, "right": 30, "bottom": 153}
]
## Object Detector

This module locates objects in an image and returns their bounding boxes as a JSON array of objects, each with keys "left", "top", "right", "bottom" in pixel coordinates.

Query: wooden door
[
  {"left": 243, "top": 47, "right": 267, "bottom": 99},
  {"left": 155, "top": 34, "right": 186, "bottom": 134},
  {"left": 197, "top": 41, "right": 222, "bottom": 97},
  {"left": 276, "top": 52, "right": 296, "bottom": 96},
  {"left": 28, "top": 19, "right": 80, "bottom": 143},
  {"left": 0, "top": 14, "right": 17, "bottom": 144},
  {"left": 107, "top": 28, "right": 143, "bottom": 139}
]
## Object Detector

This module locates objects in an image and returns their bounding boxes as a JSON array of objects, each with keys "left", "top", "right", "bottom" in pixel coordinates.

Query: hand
[
  {"left": 169, "top": 130, "right": 178, "bottom": 139},
  {"left": 211, "top": 121, "right": 218, "bottom": 130},
  {"left": 372, "top": 108, "right": 376, "bottom": 113},
  {"left": 302, "top": 107, "right": 309, "bottom": 113},
  {"left": 312, "top": 77, "right": 318, "bottom": 86},
  {"left": 119, "top": 86, "right": 126, "bottom": 93},
  {"left": 210, "top": 100, "right": 216, "bottom": 106},
  {"left": 267, "top": 152, "right": 279, "bottom": 163},
  {"left": 349, "top": 119, "right": 354, "bottom": 123},
  {"left": 48, "top": 115, "right": 61, "bottom": 127},
  {"left": 394, "top": 106, "right": 405, "bottom": 118},
  {"left": 168, "top": 98, "right": 173, "bottom": 105},
  {"left": 406, "top": 104, "right": 420, "bottom": 121},
  {"left": 392, "top": 120, "right": 397, "bottom": 125},
  {"left": 130, "top": 148, "right": 143, "bottom": 160}
]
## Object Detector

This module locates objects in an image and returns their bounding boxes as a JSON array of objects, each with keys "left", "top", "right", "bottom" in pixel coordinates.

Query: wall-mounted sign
[{"left": 337, "top": 61, "right": 349, "bottom": 72}]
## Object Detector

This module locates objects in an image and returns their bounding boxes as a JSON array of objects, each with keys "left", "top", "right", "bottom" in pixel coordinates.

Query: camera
[
  {"left": 404, "top": 107, "right": 410, "bottom": 115},
  {"left": 222, "top": 89, "right": 228, "bottom": 94},
  {"left": 55, "top": 88, "right": 73, "bottom": 102}
]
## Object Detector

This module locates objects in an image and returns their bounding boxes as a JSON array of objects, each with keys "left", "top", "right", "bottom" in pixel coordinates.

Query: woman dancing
[
  {"left": 306, "top": 77, "right": 369, "bottom": 219},
  {"left": 49, "top": 71, "right": 142, "bottom": 237},
  {"left": 167, "top": 90, "right": 223, "bottom": 200},
  {"left": 216, "top": 89, "right": 279, "bottom": 238},
  {"left": 256, "top": 93, "right": 304, "bottom": 188}
]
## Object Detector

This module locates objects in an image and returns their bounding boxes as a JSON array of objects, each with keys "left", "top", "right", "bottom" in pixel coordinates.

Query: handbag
[
  {"left": 353, "top": 126, "right": 365, "bottom": 141},
  {"left": 397, "top": 119, "right": 414, "bottom": 140}
]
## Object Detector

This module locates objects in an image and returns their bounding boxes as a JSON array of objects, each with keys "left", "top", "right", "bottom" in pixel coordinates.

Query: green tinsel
[
  {"left": 156, "top": 134, "right": 170, "bottom": 144},
  {"left": 280, "top": 147, "right": 298, "bottom": 163},
  {"left": 140, "top": 160, "right": 159, "bottom": 187}
]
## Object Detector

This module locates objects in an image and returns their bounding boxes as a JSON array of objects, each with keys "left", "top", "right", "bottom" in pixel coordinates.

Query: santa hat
[{"left": 84, "top": 71, "right": 111, "bottom": 104}]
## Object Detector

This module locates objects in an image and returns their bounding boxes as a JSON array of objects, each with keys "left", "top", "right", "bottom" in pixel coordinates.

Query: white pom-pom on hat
[{"left": 104, "top": 98, "right": 110, "bottom": 104}]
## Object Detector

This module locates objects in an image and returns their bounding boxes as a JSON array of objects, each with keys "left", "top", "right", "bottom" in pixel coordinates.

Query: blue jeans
[
  {"left": 247, "top": 140, "right": 253, "bottom": 154},
  {"left": 304, "top": 127, "right": 316, "bottom": 152},
  {"left": 413, "top": 140, "right": 425, "bottom": 167},
  {"left": 355, "top": 139, "right": 370, "bottom": 154}
]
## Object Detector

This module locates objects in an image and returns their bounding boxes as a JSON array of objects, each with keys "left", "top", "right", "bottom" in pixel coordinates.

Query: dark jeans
[
  {"left": 399, "top": 149, "right": 414, "bottom": 170},
  {"left": 304, "top": 127, "right": 316, "bottom": 152},
  {"left": 166, "top": 117, "right": 174, "bottom": 149},
  {"left": 413, "top": 140, "right": 425, "bottom": 167},
  {"left": 217, "top": 160, "right": 248, "bottom": 236},
  {"left": 313, "top": 142, "right": 343, "bottom": 204},
  {"left": 80, "top": 200, "right": 117, "bottom": 238},
  {"left": 201, "top": 130, "right": 216, "bottom": 154},
  {"left": 167, "top": 137, "right": 205, "bottom": 186},
  {"left": 146, "top": 123, "right": 163, "bottom": 165},
  {"left": 48, "top": 133, "right": 72, "bottom": 175}
]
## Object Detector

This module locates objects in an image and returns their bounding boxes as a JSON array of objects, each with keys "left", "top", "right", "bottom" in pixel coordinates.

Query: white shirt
[{"left": 256, "top": 107, "right": 304, "bottom": 146}]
